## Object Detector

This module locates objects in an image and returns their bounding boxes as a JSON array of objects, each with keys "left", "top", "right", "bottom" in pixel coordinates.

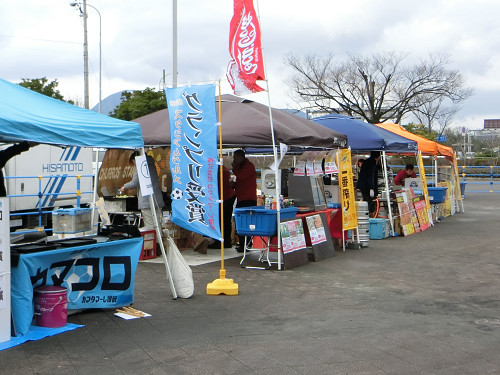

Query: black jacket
[{"left": 356, "top": 156, "right": 379, "bottom": 195}]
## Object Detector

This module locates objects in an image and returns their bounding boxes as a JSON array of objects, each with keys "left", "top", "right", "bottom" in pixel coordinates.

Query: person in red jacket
[
  {"left": 231, "top": 149, "right": 257, "bottom": 252},
  {"left": 394, "top": 164, "right": 417, "bottom": 188}
]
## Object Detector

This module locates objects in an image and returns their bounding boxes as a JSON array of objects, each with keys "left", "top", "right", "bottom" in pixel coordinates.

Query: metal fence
[
  {"left": 389, "top": 164, "right": 500, "bottom": 195},
  {"left": 6, "top": 174, "right": 94, "bottom": 235},
  {"left": 458, "top": 165, "right": 500, "bottom": 194}
]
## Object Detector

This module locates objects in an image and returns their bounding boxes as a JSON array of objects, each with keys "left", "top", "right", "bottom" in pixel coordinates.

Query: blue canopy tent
[
  {"left": 0, "top": 78, "right": 143, "bottom": 148},
  {"left": 311, "top": 114, "right": 417, "bottom": 152},
  {"left": 0, "top": 79, "right": 179, "bottom": 300},
  {"left": 312, "top": 114, "right": 418, "bottom": 237}
]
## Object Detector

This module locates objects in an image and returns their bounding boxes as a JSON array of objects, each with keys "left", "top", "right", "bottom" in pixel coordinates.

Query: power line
[{"left": 0, "top": 34, "right": 80, "bottom": 45}]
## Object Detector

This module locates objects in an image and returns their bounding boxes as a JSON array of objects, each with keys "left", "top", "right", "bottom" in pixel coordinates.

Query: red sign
[{"left": 226, "top": 0, "right": 266, "bottom": 95}]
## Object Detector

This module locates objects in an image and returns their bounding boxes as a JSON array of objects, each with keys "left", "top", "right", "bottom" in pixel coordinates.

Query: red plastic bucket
[{"left": 34, "top": 286, "right": 68, "bottom": 328}]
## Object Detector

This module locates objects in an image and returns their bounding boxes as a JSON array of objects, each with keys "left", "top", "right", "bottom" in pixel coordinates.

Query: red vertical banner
[{"left": 226, "top": 0, "right": 266, "bottom": 95}]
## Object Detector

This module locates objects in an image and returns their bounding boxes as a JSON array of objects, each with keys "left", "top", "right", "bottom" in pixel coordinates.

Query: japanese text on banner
[
  {"left": 336, "top": 149, "right": 358, "bottom": 230},
  {"left": 166, "top": 84, "right": 221, "bottom": 240},
  {"left": 226, "top": 0, "right": 266, "bottom": 95}
]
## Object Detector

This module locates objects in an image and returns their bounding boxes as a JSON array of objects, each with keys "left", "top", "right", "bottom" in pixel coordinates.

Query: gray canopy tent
[
  {"left": 134, "top": 94, "right": 348, "bottom": 270},
  {"left": 134, "top": 94, "right": 347, "bottom": 149}
]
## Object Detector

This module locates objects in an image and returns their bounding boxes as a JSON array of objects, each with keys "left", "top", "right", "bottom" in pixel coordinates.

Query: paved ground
[{"left": 1, "top": 193, "right": 500, "bottom": 374}]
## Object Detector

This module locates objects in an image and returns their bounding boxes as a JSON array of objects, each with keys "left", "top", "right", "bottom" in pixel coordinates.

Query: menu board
[
  {"left": 294, "top": 160, "right": 306, "bottom": 176},
  {"left": 323, "top": 150, "right": 338, "bottom": 174},
  {"left": 413, "top": 195, "right": 430, "bottom": 232},
  {"left": 305, "top": 214, "right": 327, "bottom": 245},
  {"left": 280, "top": 219, "right": 307, "bottom": 254},
  {"left": 395, "top": 190, "right": 416, "bottom": 236}
]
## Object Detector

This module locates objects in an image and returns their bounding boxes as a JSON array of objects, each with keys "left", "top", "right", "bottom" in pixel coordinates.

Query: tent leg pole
[{"left": 140, "top": 147, "right": 177, "bottom": 299}]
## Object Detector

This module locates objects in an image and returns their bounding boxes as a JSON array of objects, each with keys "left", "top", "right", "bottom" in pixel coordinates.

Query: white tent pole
[
  {"left": 91, "top": 148, "right": 100, "bottom": 233},
  {"left": 265, "top": 82, "right": 282, "bottom": 270},
  {"left": 140, "top": 147, "right": 177, "bottom": 299},
  {"left": 381, "top": 151, "right": 394, "bottom": 235},
  {"left": 256, "top": 0, "right": 282, "bottom": 270},
  {"left": 434, "top": 156, "right": 438, "bottom": 186}
]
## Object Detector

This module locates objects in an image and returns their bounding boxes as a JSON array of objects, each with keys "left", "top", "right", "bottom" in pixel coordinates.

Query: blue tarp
[
  {"left": 312, "top": 114, "right": 418, "bottom": 152},
  {"left": 0, "top": 78, "right": 143, "bottom": 148}
]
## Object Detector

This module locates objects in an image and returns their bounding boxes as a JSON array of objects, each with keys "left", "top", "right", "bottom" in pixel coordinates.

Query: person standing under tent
[
  {"left": 356, "top": 151, "right": 381, "bottom": 214},
  {"left": 356, "top": 158, "right": 365, "bottom": 173},
  {"left": 231, "top": 149, "right": 257, "bottom": 253},
  {"left": 120, "top": 151, "right": 165, "bottom": 230},
  {"left": 393, "top": 163, "right": 417, "bottom": 189},
  {"left": 0, "top": 141, "right": 37, "bottom": 197}
]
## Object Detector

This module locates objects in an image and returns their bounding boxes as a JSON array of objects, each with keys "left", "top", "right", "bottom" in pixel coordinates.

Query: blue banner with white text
[
  {"left": 11, "top": 238, "right": 143, "bottom": 335},
  {"left": 165, "top": 84, "right": 221, "bottom": 240}
]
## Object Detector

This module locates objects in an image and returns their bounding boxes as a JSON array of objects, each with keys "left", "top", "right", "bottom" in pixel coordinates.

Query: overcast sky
[{"left": 2, "top": 0, "right": 499, "bottom": 130}]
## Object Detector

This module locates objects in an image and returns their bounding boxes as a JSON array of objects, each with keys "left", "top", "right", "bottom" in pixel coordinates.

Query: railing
[
  {"left": 6, "top": 174, "right": 95, "bottom": 235},
  {"left": 387, "top": 164, "right": 500, "bottom": 195},
  {"left": 459, "top": 165, "right": 500, "bottom": 194}
]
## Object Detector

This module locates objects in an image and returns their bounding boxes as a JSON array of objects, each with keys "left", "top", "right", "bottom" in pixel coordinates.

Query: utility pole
[
  {"left": 172, "top": 0, "right": 178, "bottom": 88},
  {"left": 82, "top": 0, "right": 89, "bottom": 109}
]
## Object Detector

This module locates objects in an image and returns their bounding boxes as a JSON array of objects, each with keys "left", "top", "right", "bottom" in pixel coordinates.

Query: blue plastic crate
[
  {"left": 369, "top": 218, "right": 388, "bottom": 240},
  {"left": 234, "top": 206, "right": 298, "bottom": 236},
  {"left": 427, "top": 187, "right": 447, "bottom": 204}
]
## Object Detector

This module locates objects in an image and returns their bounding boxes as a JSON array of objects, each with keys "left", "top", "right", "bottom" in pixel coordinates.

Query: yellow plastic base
[{"left": 206, "top": 277, "right": 239, "bottom": 295}]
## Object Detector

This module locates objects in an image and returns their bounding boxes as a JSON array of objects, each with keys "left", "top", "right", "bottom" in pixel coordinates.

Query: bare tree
[
  {"left": 413, "top": 95, "right": 460, "bottom": 135},
  {"left": 285, "top": 52, "right": 473, "bottom": 125}
]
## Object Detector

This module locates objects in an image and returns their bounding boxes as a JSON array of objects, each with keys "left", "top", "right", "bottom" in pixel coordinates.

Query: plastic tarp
[
  {"left": 135, "top": 94, "right": 347, "bottom": 149},
  {"left": 375, "top": 123, "right": 453, "bottom": 157},
  {"left": 312, "top": 114, "right": 418, "bottom": 152},
  {"left": 0, "top": 78, "right": 143, "bottom": 148}
]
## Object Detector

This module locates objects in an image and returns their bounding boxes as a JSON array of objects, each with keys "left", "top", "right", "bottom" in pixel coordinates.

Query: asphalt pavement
[{"left": 1, "top": 193, "right": 500, "bottom": 375}]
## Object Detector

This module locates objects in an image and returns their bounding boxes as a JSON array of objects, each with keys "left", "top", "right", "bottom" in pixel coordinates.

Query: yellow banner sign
[{"left": 336, "top": 149, "right": 358, "bottom": 230}]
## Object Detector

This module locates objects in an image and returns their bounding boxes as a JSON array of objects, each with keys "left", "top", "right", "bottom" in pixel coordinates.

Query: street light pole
[
  {"left": 82, "top": 0, "right": 89, "bottom": 109},
  {"left": 86, "top": 3, "right": 101, "bottom": 113},
  {"left": 172, "top": 0, "right": 178, "bottom": 88},
  {"left": 71, "top": 1, "right": 101, "bottom": 113}
]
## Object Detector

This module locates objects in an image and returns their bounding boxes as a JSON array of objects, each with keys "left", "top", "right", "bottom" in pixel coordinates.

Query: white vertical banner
[
  {"left": 0, "top": 198, "right": 9, "bottom": 273},
  {"left": 0, "top": 274, "right": 7, "bottom": 310},
  {"left": 135, "top": 154, "right": 154, "bottom": 197}
]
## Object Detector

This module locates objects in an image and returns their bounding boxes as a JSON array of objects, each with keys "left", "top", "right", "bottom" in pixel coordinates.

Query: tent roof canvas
[
  {"left": 375, "top": 123, "right": 453, "bottom": 157},
  {"left": 0, "top": 78, "right": 143, "bottom": 148},
  {"left": 135, "top": 94, "right": 347, "bottom": 149},
  {"left": 312, "top": 114, "right": 418, "bottom": 152}
]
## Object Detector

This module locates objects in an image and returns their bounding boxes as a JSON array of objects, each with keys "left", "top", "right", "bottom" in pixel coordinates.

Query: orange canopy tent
[{"left": 375, "top": 123, "right": 454, "bottom": 158}]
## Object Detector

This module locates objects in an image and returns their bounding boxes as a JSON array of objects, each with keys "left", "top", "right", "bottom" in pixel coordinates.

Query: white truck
[{"left": 3, "top": 144, "right": 94, "bottom": 231}]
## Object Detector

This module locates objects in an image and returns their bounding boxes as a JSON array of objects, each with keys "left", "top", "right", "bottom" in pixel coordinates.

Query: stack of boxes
[{"left": 355, "top": 201, "right": 370, "bottom": 247}]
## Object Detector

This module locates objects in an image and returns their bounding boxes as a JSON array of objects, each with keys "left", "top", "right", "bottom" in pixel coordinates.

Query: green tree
[
  {"left": 111, "top": 88, "right": 166, "bottom": 121},
  {"left": 18, "top": 77, "right": 74, "bottom": 104}
]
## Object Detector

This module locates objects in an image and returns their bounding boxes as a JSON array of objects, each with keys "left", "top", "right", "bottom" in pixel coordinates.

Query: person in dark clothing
[
  {"left": 231, "top": 149, "right": 257, "bottom": 252},
  {"left": 0, "top": 142, "right": 35, "bottom": 197},
  {"left": 356, "top": 151, "right": 381, "bottom": 214}
]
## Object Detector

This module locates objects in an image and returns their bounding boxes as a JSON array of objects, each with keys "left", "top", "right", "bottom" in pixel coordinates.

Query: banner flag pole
[{"left": 207, "top": 81, "right": 239, "bottom": 295}]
